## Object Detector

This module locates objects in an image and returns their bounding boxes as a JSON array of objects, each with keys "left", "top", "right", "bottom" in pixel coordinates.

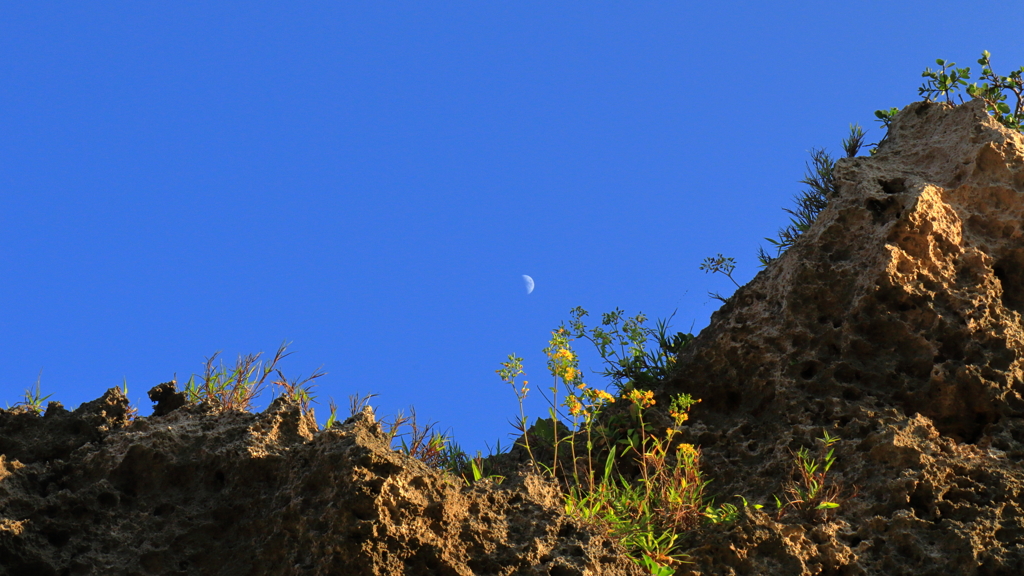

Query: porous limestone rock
[
  {"left": 0, "top": 386, "right": 641, "bottom": 576},
  {"left": 661, "top": 99, "right": 1024, "bottom": 575}
]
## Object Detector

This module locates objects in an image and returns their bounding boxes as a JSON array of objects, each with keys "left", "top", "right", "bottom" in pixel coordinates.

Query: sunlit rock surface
[{"left": 663, "top": 99, "right": 1024, "bottom": 575}]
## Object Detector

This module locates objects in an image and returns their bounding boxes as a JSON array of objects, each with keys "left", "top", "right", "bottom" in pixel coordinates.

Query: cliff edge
[{"left": 663, "top": 98, "right": 1024, "bottom": 575}]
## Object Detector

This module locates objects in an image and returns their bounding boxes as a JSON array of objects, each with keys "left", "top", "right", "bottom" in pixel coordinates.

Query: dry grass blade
[
  {"left": 348, "top": 392, "right": 378, "bottom": 417},
  {"left": 273, "top": 365, "right": 327, "bottom": 415}
]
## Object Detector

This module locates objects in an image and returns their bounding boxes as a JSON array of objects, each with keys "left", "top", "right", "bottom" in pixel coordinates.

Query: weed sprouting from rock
[
  {"left": 775, "top": 431, "right": 846, "bottom": 520},
  {"left": 757, "top": 123, "right": 863, "bottom": 267},
  {"left": 7, "top": 370, "right": 51, "bottom": 415},
  {"left": 183, "top": 342, "right": 291, "bottom": 412}
]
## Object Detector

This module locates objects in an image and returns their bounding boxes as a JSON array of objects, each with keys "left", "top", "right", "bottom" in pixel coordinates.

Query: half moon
[{"left": 522, "top": 275, "right": 535, "bottom": 294}]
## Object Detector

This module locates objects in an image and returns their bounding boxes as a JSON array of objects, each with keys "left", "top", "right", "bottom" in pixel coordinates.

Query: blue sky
[{"left": 3, "top": 2, "right": 1022, "bottom": 453}]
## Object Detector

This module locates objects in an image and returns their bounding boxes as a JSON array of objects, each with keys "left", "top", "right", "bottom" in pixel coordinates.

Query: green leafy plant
[
  {"left": 272, "top": 365, "right": 326, "bottom": 417},
  {"left": 348, "top": 391, "right": 378, "bottom": 417},
  {"left": 323, "top": 397, "right": 340, "bottom": 430},
  {"left": 463, "top": 445, "right": 506, "bottom": 485},
  {"left": 699, "top": 254, "right": 740, "bottom": 302},
  {"left": 872, "top": 107, "right": 900, "bottom": 152},
  {"left": 560, "top": 388, "right": 706, "bottom": 571},
  {"left": 967, "top": 51, "right": 1024, "bottom": 131},
  {"left": 497, "top": 353, "right": 538, "bottom": 472},
  {"left": 777, "top": 431, "right": 844, "bottom": 519},
  {"left": 841, "top": 123, "right": 866, "bottom": 158},
  {"left": 703, "top": 495, "right": 764, "bottom": 524},
  {"left": 8, "top": 370, "right": 51, "bottom": 415},
  {"left": 380, "top": 404, "right": 494, "bottom": 479},
  {"left": 919, "top": 58, "right": 972, "bottom": 104},
  {"left": 877, "top": 51, "right": 1024, "bottom": 143},
  {"left": 121, "top": 377, "right": 139, "bottom": 421},
  {"left": 569, "top": 307, "right": 692, "bottom": 392},
  {"left": 339, "top": 391, "right": 489, "bottom": 479}
]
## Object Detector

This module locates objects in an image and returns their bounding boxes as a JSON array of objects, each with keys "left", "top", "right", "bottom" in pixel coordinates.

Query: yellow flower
[
  {"left": 551, "top": 348, "right": 574, "bottom": 361},
  {"left": 626, "top": 389, "right": 656, "bottom": 408},
  {"left": 676, "top": 443, "right": 699, "bottom": 461},
  {"left": 566, "top": 394, "right": 585, "bottom": 417}
]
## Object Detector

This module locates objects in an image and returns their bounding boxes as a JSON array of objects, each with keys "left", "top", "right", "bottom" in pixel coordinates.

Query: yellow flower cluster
[
  {"left": 626, "top": 388, "right": 656, "bottom": 408},
  {"left": 676, "top": 442, "right": 699, "bottom": 461},
  {"left": 566, "top": 394, "right": 584, "bottom": 417},
  {"left": 563, "top": 385, "right": 617, "bottom": 421},
  {"left": 547, "top": 344, "right": 579, "bottom": 382},
  {"left": 669, "top": 410, "right": 689, "bottom": 425},
  {"left": 551, "top": 348, "right": 574, "bottom": 361}
]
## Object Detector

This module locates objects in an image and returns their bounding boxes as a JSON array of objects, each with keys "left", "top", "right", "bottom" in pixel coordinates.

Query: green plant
[
  {"left": 841, "top": 123, "right": 866, "bottom": 158},
  {"left": 699, "top": 254, "right": 740, "bottom": 302},
  {"left": 497, "top": 353, "right": 538, "bottom": 472},
  {"left": 348, "top": 391, "right": 378, "bottom": 417},
  {"left": 561, "top": 389, "right": 705, "bottom": 571},
  {"left": 322, "top": 398, "right": 340, "bottom": 430},
  {"left": 967, "top": 51, "right": 1024, "bottom": 131},
  {"left": 757, "top": 123, "right": 863, "bottom": 267},
  {"left": 339, "top": 391, "right": 493, "bottom": 480},
  {"left": 183, "top": 342, "right": 291, "bottom": 411},
  {"left": 8, "top": 370, "right": 51, "bottom": 415},
  {"left": 272, "top": 365, "right": 326, "bottom": 417},
  {"left": 568, "top": 307, "right": 692, "bottom": 392},
  {"left": 703, "top": 495, "right": 763, "bottom": 524},
  {"left": 465, "top": 447, "right": 506, "bottom": 485},
  {"left": 777, "top": 431, "right": 843, "bottom": 519},
  {"left": 541, "top": 326, "right": 585, "bottom": 479},
  {"left": 121, "top": 377, "right": 139, "bottom": 421},
  {"left": 919, "top": 58, "right": 973, "bottom": 104},
  {"left": 382, "top": 405, "right": 474, "bottom": 473},
  {"left": 876, "top": 51, "right": 1024, "bottom": 143}
]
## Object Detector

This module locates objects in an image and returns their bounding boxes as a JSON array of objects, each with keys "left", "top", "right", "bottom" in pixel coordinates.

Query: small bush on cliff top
[{"left": 914, "top": 51, "right": 1024, "bottom": 131}]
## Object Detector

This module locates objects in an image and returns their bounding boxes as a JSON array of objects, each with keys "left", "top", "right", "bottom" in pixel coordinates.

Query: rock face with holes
[
  {"left": 0, "top": 387, "right": 642, "bottom": 576},
  {"left": 661, "top": 99, "right": 1024, "bottom": 575}
]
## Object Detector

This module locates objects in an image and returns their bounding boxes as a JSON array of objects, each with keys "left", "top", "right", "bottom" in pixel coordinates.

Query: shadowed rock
[{"left": 0, "top": 388, "right": 641, "bottom": 575}]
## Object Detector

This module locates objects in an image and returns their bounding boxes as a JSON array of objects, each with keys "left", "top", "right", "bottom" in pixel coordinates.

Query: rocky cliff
[
  {"left": 0, "top": 389, "right": 641, "bottom": 575},
  {"left": 662, "top": 99, "right": 1024, "bottom": 575},
  {"left": 2, "top": 98, "right": 1023, "bottom": 576}
]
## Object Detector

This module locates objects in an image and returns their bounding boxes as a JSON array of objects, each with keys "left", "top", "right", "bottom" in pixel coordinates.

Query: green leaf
[{"left": 816, "top": 502, "right": 840, "bottom": 509}]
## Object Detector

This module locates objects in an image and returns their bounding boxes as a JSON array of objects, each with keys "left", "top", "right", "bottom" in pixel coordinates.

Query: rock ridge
[{"left": 0, "top": 385, "right": 641, "bottom": 576}]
